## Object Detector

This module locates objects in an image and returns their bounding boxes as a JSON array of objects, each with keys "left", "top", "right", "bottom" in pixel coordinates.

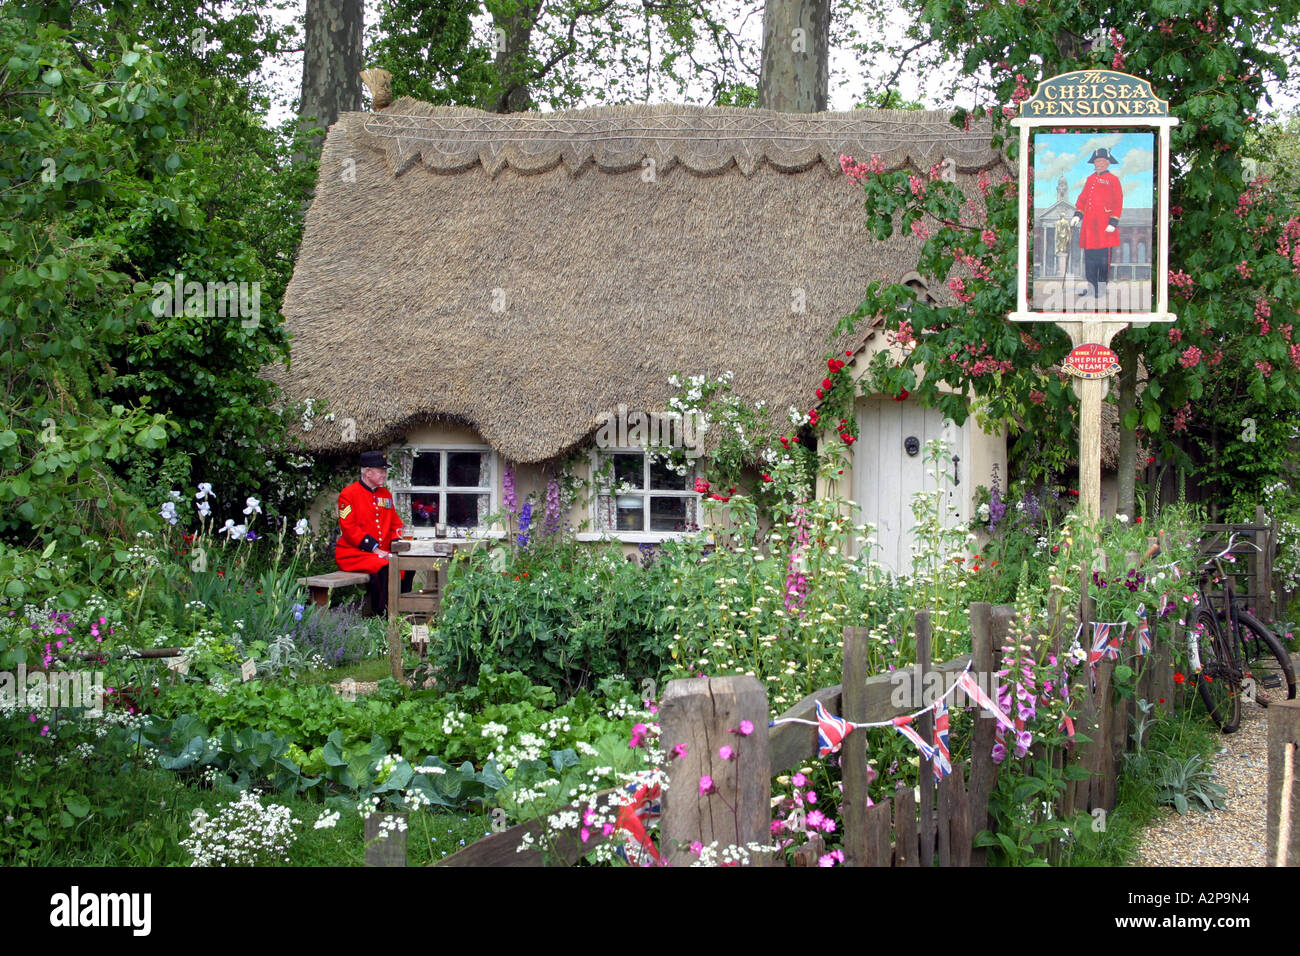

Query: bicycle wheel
[
  {"left": 1195, "top": 609, "right": 1241, "bottom": 733},
  {"left": 1235, "top": 609, "right": 1297, "bottom": 707}
]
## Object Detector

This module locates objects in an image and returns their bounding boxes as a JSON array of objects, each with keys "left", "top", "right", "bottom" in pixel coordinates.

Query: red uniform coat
[
  {"left": 1075, "top": 171, "right": 1123, "bottom": 249},
  {"left": 335, "top": 480, "right": 404, "bottom": 574}
]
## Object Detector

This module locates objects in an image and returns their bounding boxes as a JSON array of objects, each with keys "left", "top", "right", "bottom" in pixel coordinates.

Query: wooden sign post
[{"left": 1009, "top": 70, "right": 1179, "bottom": 522}]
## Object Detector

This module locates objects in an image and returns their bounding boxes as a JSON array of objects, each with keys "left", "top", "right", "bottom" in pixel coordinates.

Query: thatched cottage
[{"left": 275, "top": 99, "right": 1010, "bottom": 573}]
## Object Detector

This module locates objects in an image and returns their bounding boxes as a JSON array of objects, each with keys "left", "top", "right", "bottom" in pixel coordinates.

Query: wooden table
[{"left": 384, "top": 538, "right": 487, "bottom": 680}]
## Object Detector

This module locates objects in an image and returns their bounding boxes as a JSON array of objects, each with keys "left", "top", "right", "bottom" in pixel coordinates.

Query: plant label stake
[{"left": 1009, "top": 70, "right": 1179, "bottom": 522}]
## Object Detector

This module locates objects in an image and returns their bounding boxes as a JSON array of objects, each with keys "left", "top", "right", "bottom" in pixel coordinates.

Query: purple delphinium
[
  {"left": 987, "top": 484, "right": 1007, "bottom": 533},
  {"left": 986, "top": 464, "right": 1007, "bottom": 533},
  {"left": 503, "top": 464, "right": 517, "bottom": 516},
  {"left": 516, "top": 501, "right": 532, "bottom": 548},
  {"left": 543, "top": 478, "right": 561, "bottom": 536}
]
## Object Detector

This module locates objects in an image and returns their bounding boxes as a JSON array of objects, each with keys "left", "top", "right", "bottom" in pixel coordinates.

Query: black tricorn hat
[
  {"left": 1087, "top": 148, "right": 1119, "bottom": 165},
  {"left": 359, "top": 450, "right": 390, "bottom": 468}
]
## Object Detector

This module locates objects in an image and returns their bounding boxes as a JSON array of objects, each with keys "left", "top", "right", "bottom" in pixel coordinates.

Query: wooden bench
[{"left": 298, "top": 571, "right": 371, "bottom": 608}]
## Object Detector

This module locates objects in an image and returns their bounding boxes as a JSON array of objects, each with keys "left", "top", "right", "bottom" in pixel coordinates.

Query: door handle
[{"left": 952, "top": 455, "right": 960, "bottom": 486}]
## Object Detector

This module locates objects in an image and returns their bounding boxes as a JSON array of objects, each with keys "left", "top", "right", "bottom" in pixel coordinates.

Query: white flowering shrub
[{"left": 180, "top": 791, "right": 301, "bottom": 866}]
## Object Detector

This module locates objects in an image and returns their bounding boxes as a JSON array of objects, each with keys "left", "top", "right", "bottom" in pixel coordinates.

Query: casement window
[
  {"left": 592, "top": 450, "right": 700, "bottom": 537},
  {"left": 390, "top": 446, "right": 494, "bottom": 533}
]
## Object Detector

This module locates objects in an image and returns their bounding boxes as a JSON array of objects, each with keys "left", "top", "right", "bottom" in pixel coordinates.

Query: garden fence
[{"left": 432, "top": 544, "right": 1178, "bottom": 866}]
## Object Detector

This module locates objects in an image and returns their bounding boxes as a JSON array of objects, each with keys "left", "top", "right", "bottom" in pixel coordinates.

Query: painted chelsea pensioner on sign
[
  {"left": 1072, "top": 147, "right": 1123, "bottom": 301},
  {"left": 336, "top": 450, "right": 411, "bottom": 616}
]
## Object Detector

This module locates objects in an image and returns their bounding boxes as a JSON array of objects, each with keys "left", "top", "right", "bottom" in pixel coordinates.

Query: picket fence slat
[{"left": 894, "top": 784, "right": 918, "bottom": 867}]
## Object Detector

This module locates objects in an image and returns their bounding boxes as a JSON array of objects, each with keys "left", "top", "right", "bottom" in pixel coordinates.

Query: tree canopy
[{"left": 838, "top": 0, "right": 1300, "bottom": 513}]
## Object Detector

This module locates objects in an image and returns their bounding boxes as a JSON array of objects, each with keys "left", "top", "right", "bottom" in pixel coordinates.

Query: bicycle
[{"left": 1191, "top": 534, "right": 1296, "bottom": 733}]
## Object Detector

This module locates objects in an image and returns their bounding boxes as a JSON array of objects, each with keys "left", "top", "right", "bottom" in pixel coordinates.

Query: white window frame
[
  {"left": 580, "top": 447, "right": 702, "bottom": 543},
  {"left": 392, "top": 444, "right": 501, "bottom": 538}
]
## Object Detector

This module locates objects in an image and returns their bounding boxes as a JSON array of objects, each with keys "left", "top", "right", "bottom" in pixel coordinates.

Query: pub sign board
[{"left": 1008, "top": 71, "right": 1180, "bottom": 325}]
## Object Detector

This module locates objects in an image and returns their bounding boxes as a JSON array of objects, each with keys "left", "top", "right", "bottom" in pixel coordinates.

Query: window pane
[
  {"left": 446, "top": 493, "right": 481, "bottom": 527},
  {"left": 411, "top": 451, "right": 441, "bottom": 487},
  {"left": 649, "top": 495, "right": 687, "bottom": 531},
  {"left": 612, "top": 453, "right": 644, "bottom": 489},
  {"left": 408, "top": 494, "right": 439, "bottom": 527},
  {"left": 649, "top": 458, "right": 687, "bottom": 490},
  {"left": 447, "top": 451, "right": 485, "bottom": 488},
  {"left": 615, "top": 494, "right": 644, "bottom": 531}
]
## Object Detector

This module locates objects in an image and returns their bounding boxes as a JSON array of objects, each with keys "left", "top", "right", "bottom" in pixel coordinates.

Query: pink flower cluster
[
  {"left": 1179, "top": 345, "right": 1202, "bottom": 368},
  {"left": 1172, "top": 402, "right": 1192, "bottom": 433},
  {"left": 981, "top": 229, "right": 997, "bottom": 248},
  {"left": 1011, "top": 73, "right": 1031, "bottom": 104},
  {"left": 910, "top": 219, "right": 931, "bottom": 240},
  {"left": 948, "top": 341, "right": 1013, "bottom": 378},
  {"left": 1256, "top": 360, "right": 1273, "bottom": 378},
  {"left": 783, "top": 506, "right": 810, "bottom": 616},
  {"left": 908, "top": 174, "right": 927, "bottom": 198},
  {"left": 1256, "top": 297, "right": 1271, "bottom": 334},
  {"left": 1168, "top": 270, "right": 1194, "bottom": 298},
  {"left": 840, "top": 153, "right": 885, "bottom": 184},
  {"left": 889, "top": 320, "right": 917, "bottom": 349},
  {"left": 955, "top": 251, "right": 992, "bottom": 281},
  {"left": 1236, "top": 260, "right": 1254, "bottom": 279},
  {"left": 1109, "top": 29, "right": 1126, "bottom": 70},
  {"left": 947, "top": 276, "right": 973, "bottom": 303},
  {"left": 1168, "top": 326, "right": 1182, "bottom": 344},
  {"left": 1290, "top": 344, "right": 1300, "bottom": 370}
]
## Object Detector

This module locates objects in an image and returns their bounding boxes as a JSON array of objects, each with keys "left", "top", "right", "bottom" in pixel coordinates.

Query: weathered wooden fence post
[
  {"left": 1268, "top": 699, "right": 1300, "bottom": 866},
  {"left": 842, "top": 625, "right": 872, "bottom": 865},
  {"left": 1257, "top": 504, "right": 1273, "bottom": 620},
  {"left": 659, "top": 675, "right": 771, "bottom": 866}
]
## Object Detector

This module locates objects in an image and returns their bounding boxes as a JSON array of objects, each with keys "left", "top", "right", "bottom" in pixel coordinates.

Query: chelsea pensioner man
[
  {"left": 336, "top": 451, "right": 412, "bottom": 617},
  {"left": 1071, "top": 147, "right": 1123, "bottom": 303}
]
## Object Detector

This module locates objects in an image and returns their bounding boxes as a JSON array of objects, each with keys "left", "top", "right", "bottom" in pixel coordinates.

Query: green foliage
[
  {"left": 1154, "top": 752, "right": 1227, "bottom": 814},
  {"left": 431, "top": 544, "right": 672, "bottom": 697},
  {"left": 0, "top": 4, "right": 328, "bottom": 610},
  {"left": 845, "top": 0, "right": 1300, "bottom": 506}
]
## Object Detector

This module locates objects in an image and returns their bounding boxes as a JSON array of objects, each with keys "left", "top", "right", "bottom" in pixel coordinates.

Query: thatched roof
[{"left": 274, "top": 99, "right": 1003, "bottom": 462}]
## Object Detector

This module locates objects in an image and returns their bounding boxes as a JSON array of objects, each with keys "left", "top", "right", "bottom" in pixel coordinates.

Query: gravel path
[{"left": 1131, "top": 702, "right": 1269, "bottom": 867}]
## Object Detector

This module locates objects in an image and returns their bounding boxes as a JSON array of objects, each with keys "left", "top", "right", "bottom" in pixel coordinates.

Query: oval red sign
[{"left": 1063, "top": 343, "right": 1121, "bottom": 379}]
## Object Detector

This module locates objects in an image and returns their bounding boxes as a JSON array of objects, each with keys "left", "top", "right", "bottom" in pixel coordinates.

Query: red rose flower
[
  {"left": 892, "top": 389, "right": 909, "bottom": 401},
  {"left": 762, "top": 473, "right": 772, "bottom": 483},
  {"left": 822, "top": 378, "right": 834, "bottom": 390},
  {"left": 815, "top": 389, "right": 824, "bottom": 399},
  {"left": 1173, "top": 672, "right": 1185, "bottom": 684}
]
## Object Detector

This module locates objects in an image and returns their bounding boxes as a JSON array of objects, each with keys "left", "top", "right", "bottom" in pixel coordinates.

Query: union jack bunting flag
[
  {"left": 815, "top": 699, "right": 851, "bottom": 757},
  {"left": 891, "top": 713, "right": 935, "bottom": 762},
  {"left": 1134, "top": 603, "right": 1153, "bottom": 655},
  {"left": 957, "top": 670, "right": 1017, "bottom": 733},
  {"left": 614, "top": 781, "right": 662, "bottom": 865},
  {"left": 931, "top": 700, "right": 952, "bottom": 780},
  {"left": 891, "top": 703, "right": 953, "bottom": 780},
  {"left": 1087, "top": 621, "right": 1126, "bottom": 689}
]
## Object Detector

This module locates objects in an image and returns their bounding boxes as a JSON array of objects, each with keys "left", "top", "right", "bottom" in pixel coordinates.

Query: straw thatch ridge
[
  {"left": 274, "top": 101, "right": 1004, "bottom": 463},
  {"left": 353, "top": 98, "right": 1003, "bottom": 180}
]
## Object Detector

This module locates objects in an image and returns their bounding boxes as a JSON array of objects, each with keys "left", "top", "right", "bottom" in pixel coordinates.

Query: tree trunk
[
  {"left": 300, "top": 0, "right": 365, "bottom": 138},
  {"left": 1115, "top": 336, "right": 1139, "bottom": 519},
  {"left": 488, "top": 2, "right": 544, "bottom": 113},
  {"left": 758, "top": 0, "right": 830, "bottom": 113}
]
